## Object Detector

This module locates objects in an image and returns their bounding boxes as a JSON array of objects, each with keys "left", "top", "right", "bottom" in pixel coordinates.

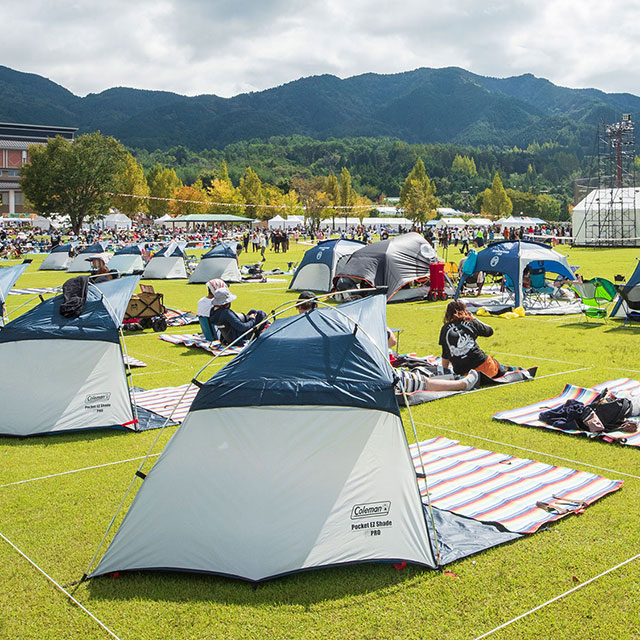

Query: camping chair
[
  {"left": 615, "top": 284, "right": 640, "bottom": 326},
  {"left": 571, "top": 278, "right": 617, "bottom": 322},
  {"left": 525, "top": 267, "right": 560, "bottom": 308},
  {"left": 443, "top": 261, "right": 459, "bottom": 283}
]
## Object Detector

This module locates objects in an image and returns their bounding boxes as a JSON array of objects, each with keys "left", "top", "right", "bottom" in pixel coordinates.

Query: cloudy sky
[{"left": 4, "top": 0, "right": 640, "bottom": 97}]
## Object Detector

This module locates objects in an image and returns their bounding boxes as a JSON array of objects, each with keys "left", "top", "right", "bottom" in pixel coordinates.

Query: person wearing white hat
[
  {"left": 209, "top": 287, "right": 267, "bottom": 346},
  {"left": 197, "top": 279, "right": 227, "bottom": 341}
]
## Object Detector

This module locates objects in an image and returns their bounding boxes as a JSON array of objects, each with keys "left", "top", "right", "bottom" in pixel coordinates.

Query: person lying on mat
[
  {"left": 389, "top": 324, "right": 479, "bottom": 392},
  {"left": 209, "top": 287, "right": 267, "bottom": 346},
  {"left": 439, "top": 299, "right": 505, "bottom": 379},
  {"left": 197, "top": 279, "right": 226, "bottom": 341}
]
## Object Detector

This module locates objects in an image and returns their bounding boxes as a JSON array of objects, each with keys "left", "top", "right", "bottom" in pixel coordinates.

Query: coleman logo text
[{"left": 351, "top": 501, "right": 391, "bottom": 519}]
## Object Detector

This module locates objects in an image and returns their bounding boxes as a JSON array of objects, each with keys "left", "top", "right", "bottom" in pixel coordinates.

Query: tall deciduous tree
[
  {"left": 399, "top": 158, "right": 439, "bottom": 227},
  {"left": 481, "top": 173, "right": 512, "bottom": 218},
  {"left": 340, "top": 167, "right": 356, "bottom": 228},
  {"left": 112, "top": 154, "right": 150, "bottom": 216},
  {"left": 169, "top": 183, "right": 209, "bottom": 217},
  {"left": 20, "top": 132, "right": 128, "bottom": 234},
  {"left": 146, "top": 165, "right": 182, "bottom": 217},
  {"left": 238, "top": 167, "right": 265, "bottom": 219},
  {"left": 325, "top": 171, "right": 340, "bottom": 230}
]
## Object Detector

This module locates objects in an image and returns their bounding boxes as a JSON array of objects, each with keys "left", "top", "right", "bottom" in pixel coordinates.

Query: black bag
[{"left": 60, "top": 276, "right": 89, "bottom": 318}]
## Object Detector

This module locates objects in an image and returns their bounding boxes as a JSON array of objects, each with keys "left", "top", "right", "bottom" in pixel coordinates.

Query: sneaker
[{"left": 463, "top": 369, "right": 479, "bottom": 390}]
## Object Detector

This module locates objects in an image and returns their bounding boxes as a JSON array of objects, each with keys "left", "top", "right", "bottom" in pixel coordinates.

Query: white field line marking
[
  {"left": 0, "top": 531, "right": 123, "bottom": 640},
  {"left": 473, "top": 551, "right": 640, "bottom": 640},
  {"left": 414, "top": 340, "right": 585, "bottom": 367},
  {"left": 0, "top": 454, "right": 162, "bottom": 489},
  {"left": 415, "top": 421, "right": 640, "bottom": 480}
]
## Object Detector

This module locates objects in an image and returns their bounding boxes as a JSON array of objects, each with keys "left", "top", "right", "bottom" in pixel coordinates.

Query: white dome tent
[
  {"left": 189, "top": 242, "right": 242, "bottom": 284},
  {"left": 142, "top": 242, "right": 187, "bottom": 279}
]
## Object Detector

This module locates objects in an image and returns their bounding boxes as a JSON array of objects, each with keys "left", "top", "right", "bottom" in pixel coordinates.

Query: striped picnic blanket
[
  {"left": 123, "top": 355, "right": 147, "bottom": 368},
  {"left": 164, "top": 308, "right": 199, "bottom": 326},
  {"left": 410, "top": 437, "right": 622, "bottom": 534},
  {"left": 493, "top": 378, "right": 640, "bottom": 447},
  {"left": 132, "top": 384, "right": 198, "bottom": 423},
  {"left": 158, "top": 333, "right": 246, "bottom": 356},
  {"left": 8, "top": 287, "right": 60, "bottom": 295}
]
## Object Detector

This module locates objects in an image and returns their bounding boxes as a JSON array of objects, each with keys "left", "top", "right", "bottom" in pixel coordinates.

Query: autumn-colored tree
[
  {"left": 207, "top": 177, "right": 243, "bottom": 215},
  {"left": 238, "top": 167, "right": 265, "bottom": 219},
  {"left": 112, "top": 153, "right": 149, "bottom": 216},
  {"left": 146, "top": 165, "right": 182, "bottom": 217},
  {"left": 291, "top": 176, "right": 332, "bottom": 229},
  {"left": 169, "top": 183, "right": 209, "bottom": 217}
]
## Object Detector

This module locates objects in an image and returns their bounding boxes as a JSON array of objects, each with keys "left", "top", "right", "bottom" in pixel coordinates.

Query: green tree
[
  {"left": 505, "top": 189, "right": 542, "bottom": 218},
  {"left": 399, "top": 158, "right": 439, "bottom": 227},
  {"left": 147, "top": 165, "right": 182, "bottom": 217},
  {"left": 112, "top": 153, "right": 150, "bottom": 216},
  {"left": 481, "top": 173, "right": 512, "bottom": 218},
  {"left": 20, "top": 132, "right": 128, "bottom": 234},
  {"left": 451, "top": 154, "right": 477, "bottom": 176},
  {"left": 538, "top": 194, "right": 561, "bottom": 221},
  {"left": 238, "top": 167, "right": 265, "bottom": 219},
  {"left": 325, "top": 171, "right": 340, "bottom": 230},
  {"left": 339, "top": 167, "right": 356, "bottom": 227},
  {"left": 219, "top": 159, "right": 232, "bottom": 186}
]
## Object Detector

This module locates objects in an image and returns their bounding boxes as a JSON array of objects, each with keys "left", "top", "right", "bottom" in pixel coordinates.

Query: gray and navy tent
[
  {"left": 40, "top": 244, "right": 73, "bottom": 271},
  {"left": 67, "top": 243, "right": 110, "bottom": 273},
  {"left": 0, "top": 276, "right": 140, "bottom": 436},
  {"left": 189, "top": 242, "right": 241, "bottom": 284},
  {"left": 289, "top": 238, "right": 365, "bottom": 292},
  {"left": 108, "top": 245, "right": 145, "bottom": 275},
  {"left": 142, "top": 242, "right": 187, "bottom": 279},
  {"left": 611, "top": 261, "right": 640, "bottom": 318},
  {"left": 0, "top": 261, "right": 29, "bottom": 326},
  {"left": 90, "top": 295, "right": 517, "bottom": 583},
  {"left": 455, "top": 240, "right": 574, "bottom": 307},
  {"left": 333, "top": 233, "right": 437, "bottom": 302}
]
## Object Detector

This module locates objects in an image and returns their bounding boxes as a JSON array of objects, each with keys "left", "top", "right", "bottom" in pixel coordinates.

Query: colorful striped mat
[
  {"left": 8, "top": 287, "right": 60, "bottom": 295},
  {"left": 132, "top": 384, "right": 197, "bottom": 423},
  {"left": 158, "top": 333, "right": 246, "bottom": 355},
  {"left": 493, "top": 378, "right": 640, "bottom": 447},
  {"left": 164, "top": 308, "right": 199, "bottom": 326},
  {"left": 410, "top": 437, "right": 622, "bottom": 534},
  {"left": 123, "top": 355, "right": 147, "bottom": 368}
]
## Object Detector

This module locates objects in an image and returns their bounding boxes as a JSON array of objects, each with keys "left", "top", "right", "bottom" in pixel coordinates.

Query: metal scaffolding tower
[{"left": 574, "top": 115, "right": 639, "bottom": 246}]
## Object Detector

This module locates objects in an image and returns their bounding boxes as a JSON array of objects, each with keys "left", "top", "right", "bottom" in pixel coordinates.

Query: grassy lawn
[{"left": 1, "top": 239, "right": 640, "bottom": 639}]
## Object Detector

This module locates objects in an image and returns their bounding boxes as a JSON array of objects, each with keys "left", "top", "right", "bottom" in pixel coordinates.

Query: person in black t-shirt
[{"left": 439, "top": 300, "right": 505, "bottom": 378}]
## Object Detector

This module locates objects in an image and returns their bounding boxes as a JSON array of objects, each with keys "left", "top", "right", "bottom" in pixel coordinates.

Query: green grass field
[{"left": 1, "top": 240, "right": 640, "bottom": 640}]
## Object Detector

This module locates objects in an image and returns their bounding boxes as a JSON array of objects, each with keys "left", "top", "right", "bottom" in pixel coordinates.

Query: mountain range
[{"left": 1, "top": 65, "right": 638, "bottom": 151}]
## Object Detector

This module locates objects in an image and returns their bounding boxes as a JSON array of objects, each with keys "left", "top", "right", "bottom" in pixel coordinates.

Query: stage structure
[{"left": 573, "top": 115, "right": 640, "bottom": 247}]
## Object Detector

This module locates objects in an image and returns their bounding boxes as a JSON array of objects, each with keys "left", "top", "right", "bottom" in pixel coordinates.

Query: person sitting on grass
[
  {"left": 439, "top": 299, "right": 508, "bottom": 379},
  {"left": 388, "top": 324, "right": 479, "bottom": 393},
  {"left": 197, "top": 278, "right": 226, "bottom": 341},
  {"left": 209, "top": 287, "right": 267, "bottom": 346}
]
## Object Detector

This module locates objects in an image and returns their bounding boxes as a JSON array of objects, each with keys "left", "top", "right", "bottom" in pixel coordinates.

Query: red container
[{"left": 428, "top": 262, "right": 447, "bottom": 300}]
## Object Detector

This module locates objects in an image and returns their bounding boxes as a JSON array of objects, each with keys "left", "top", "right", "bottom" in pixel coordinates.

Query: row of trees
[{"left": 20, "top": 133, "right": 570, "bottom": 234}]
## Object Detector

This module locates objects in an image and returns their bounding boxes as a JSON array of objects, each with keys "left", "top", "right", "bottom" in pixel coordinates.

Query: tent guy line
[
  {"left": 416, "top": 421, "right": 640, "bottom": 480},
  {"left": 0, "top": 531, "right": 122, "bottom": 640},
  {"left": 0, "top": 454, "right": 162, "bottom": 489},
  {"left": 473, "top": 550, "right": 640, "bottom": 640}
]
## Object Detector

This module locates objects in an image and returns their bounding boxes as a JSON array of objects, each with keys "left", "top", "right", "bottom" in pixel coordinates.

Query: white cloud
[{"left": 2, "top": 0, "right": 640, "bottom": 97}]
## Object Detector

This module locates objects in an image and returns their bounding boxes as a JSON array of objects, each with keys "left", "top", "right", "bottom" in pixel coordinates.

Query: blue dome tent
[
  {"left": 289, "top": 238, "right": 365, "bottom": 292},
  {"left": 189, "top": 242, "right": 242, "bottom": 284},
  {"left": 108, "top": 245, "right": 145, "bottom": 275},
  {"left": 0, "top": 276, "right": 142, "bottom": 436},
  {"left": 67, "top": 243, "right": 110, "bottom": 273},
  {"left": 40, "top": 243, "right": 73, "bottom": 270},
  {"left": 455, "top": 240, "right": 574, "bottom": 307}
]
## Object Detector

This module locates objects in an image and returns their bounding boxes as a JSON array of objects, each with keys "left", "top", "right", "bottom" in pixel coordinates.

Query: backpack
[{"left": 60, "top": 276, "right": 89, "bottom": 318}]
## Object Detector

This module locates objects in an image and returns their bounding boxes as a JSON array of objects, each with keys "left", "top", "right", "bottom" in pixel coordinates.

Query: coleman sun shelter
[
  {"left": 0, "top": 276, "right": 141, "bottom": 436},
  {"left": 40, "top": 244, "right": 73, "bottom": 271},
  {"left": 189, "top": 242, "right": 241, "bottom": 284},
  {"left": 0, "top": 261, "right": 29, "bottom": 326},
  {"left": 67, "top": 243, "right": 110, "bottom": 273},
  {"left": 142, "top": 242, "right": 187, "bottom": 279},
  {"left": 333, "top": 233, "right": 437, "bottom": 302},
  {"left": 107, "top": 245, "right": 145, "bottom": 275},
  {"left": 455, "top": 240, "right": 574, "bottom": 307},
  {"left": 90, "top": 295, "right": 517, "bottom": 583},
  {"left": 289, "top": 238, "right": 365, "bottom": 292}
]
